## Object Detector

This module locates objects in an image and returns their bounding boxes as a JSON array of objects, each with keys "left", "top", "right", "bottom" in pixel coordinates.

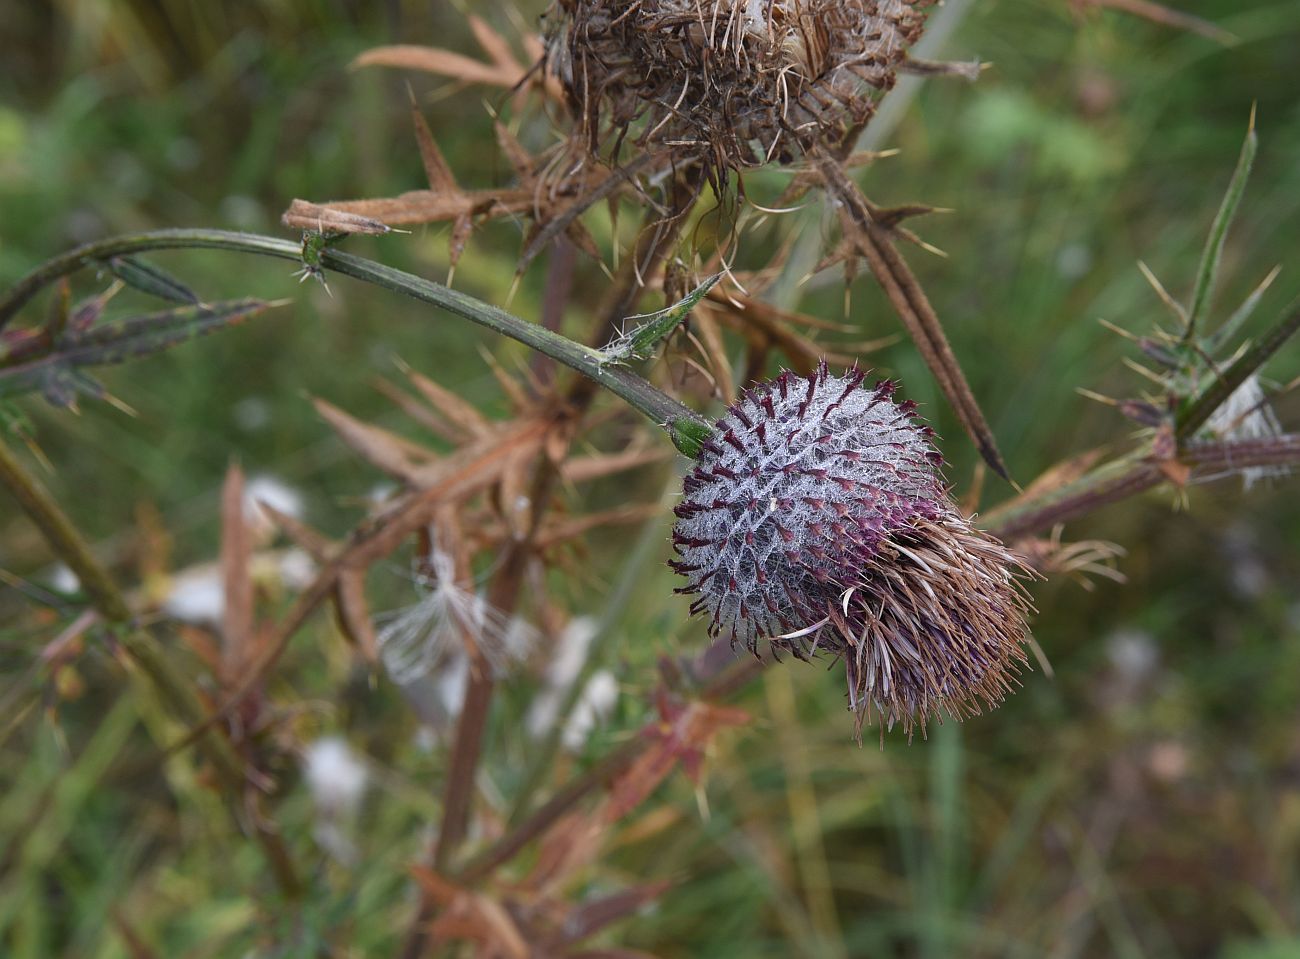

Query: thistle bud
[
  {"left": 671, "top": 363, "right": 1032, "bottom": 737},
  {"left": 545, "top": 0, "right": 930, "bottom": 171}
]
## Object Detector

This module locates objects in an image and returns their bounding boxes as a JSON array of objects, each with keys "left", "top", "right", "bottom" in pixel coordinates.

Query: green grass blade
[
  {"left": 1206, "top": 264, "right": 1281, "bottom": 354},
  {"left": 1185, "top": 112, "right": 1257, "bottom": 341},
  {"left": 104, "top": 255, "right": 200, "bottom": 305}
]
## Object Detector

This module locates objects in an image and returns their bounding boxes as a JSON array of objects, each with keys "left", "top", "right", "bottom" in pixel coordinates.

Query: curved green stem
[{"left": 0, "top": 228, "right": 712, "bottom": 451}]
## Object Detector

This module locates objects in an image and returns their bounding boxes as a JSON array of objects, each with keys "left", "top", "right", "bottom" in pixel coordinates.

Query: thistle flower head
[
  {"left": 545, "top": 0, "right": 930, "bottom": 171},
  {"left": 671, "top": 363, "right": 1032, "bottom": 737}
]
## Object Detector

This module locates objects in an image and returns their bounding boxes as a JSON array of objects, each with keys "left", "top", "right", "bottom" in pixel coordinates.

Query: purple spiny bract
[{"left": 671, "top": 362, "right": 1032, "bottom": 738}]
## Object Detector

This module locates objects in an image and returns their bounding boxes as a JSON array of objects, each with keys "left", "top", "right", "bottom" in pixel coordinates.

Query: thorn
[
  {"left": 1137, "top": 260, "right": 1188, "bottom": 325},
  {"left": 505, "top": 272, "right": 523, "bottom": 309},
  {"left": 102, "top": 393, "right": 138, "bottom": 418},
  {"left": 1097, "top": 317, "right": 1139, "bottom": 342},
  {"left": 1076, "top": 387, "right": 1119, "bottom": 407}
]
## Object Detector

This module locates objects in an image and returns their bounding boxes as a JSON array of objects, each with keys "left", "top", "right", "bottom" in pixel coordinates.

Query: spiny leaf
[
  {"left": 1178, "top": 300, "right": 1300, "bottom": 439},
  {"left": 0, "top": 298, "right": 276, "bottom": 404},
  {"left": 600, "top": 273, "right": 722, "bottom": 366},
  {"left": 44, "top": 278, "right": 72, "bottom": 340},
  {"left": 1185, "top": 111, "right": 1257, "bottom": 341},
  {"left": 670, "top": 418, "right": 714, "bottom": 459},
  {"left": 73, "top": 298, "right": 274, "bottom": 360},
  {"left": 313, "top": 397, "right": 426, "bottom": 481},
  {"left": 1206, "top": 264, "right": 1281, "bottom": 354},
  {"left": 399, "top": 362, "right": 493, "bottom": 439},
  {"left": 334, "top": 568, "right": 378, "bottom": 664},
  {"left": 407, "top": 89, "right": 458, "bottom": 194},
  {"left": 67, "top": 282, "right": 121, "bottom": 334},
  {"left": 103, "top": 256, "right": 199, "bottom": 305}
]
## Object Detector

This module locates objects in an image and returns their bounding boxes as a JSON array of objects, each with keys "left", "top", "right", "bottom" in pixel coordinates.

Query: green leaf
[
  {"left": 670, "top": 416, "right": 715, "bottom": 459},
  {"left": 0, "top": 298, "right": 277, "bottom": 404},
  {"left": 1205, "top": 264, "right": 1280, "bottom": 355},
  {"left": 1185, "top": 112, "right": 1257, "bottom": 341},
  {"left": 1177, "top": 299, "right": 1300, "bottom": 439},
  {"left": 599, "top": 272, "right": 722, "bottom": 366},
  {"left": 103, "top": 255, "right": 200, "bottom": 305}
]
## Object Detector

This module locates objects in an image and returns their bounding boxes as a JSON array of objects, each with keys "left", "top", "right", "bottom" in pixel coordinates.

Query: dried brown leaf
[
  {"left": 517, "top": 156, "right": 652, "bottom": 275},
  {"left": 494, "top": 121, "right": 534, "bottom": 179},
  {"left": 466, "top": 14, "right": 523, "bottom": 73},
  {"left": 448, "top": 214, "right": 474, "bottom": 276},
  {"left": 692, "top": 308, "right": 736, "bottom": 402},
  {"left": 408, "top": 93, "right": 458, "bottom": 194},
  {"left": 372, "top": 378, "right": 463, "bottom": 445},
  {"left": 314, "top": 397, "right": 426, "bottom": 482},
  {"left": 219, "top": 463, "right": 254, "bottom": 685},
  {"left": 563, "top": 882, "right": 675, "bottom": 944},
  {"left": 255, "top": 504, "right": 334, "bottom": 561},
  {"left": 815, "top": 155, "right": 1009, "bottom": 479},
  {"left": 401, "top": 364, "right": 494, "bottom": 440},
  {"left": 478, "top": 346, "right": 532, "bottom": 412},
  {"left": 535, "top": 504, "right": 662, "bottom": 549},
  {"left": 1072, "top": 0, "right": 1237, "bottom": 43},
  {"left": 182, "top": 419, "right": 555, "bottom": 754},
  {"left": 334, "top": 567, "right": 378, "bottom": 663},
  {"left": 529, "top": 811, "right": 606, "bottom": 892},
  {"left": 285, "top": 188, "right": 532, "bottom": 229},
  {"left": 1016, "top": 448, "right": 1107, "bottom": 503},
  {"left": 281, "top": 199, "right": 392, "bottom": 235},
  {"left": 606, "top": 698, "right": 747, "bottom": 823},
  {"left": 352, "top": 45, "right": 524, "bottom": 89},
  {"left": 562, "top": 447, "right": 670, "bottom": 484}
]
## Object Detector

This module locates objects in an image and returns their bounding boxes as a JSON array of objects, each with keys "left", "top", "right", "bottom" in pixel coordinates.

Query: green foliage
[{"left": 2, "top": 1, "right": 1300, "bottom": 957}]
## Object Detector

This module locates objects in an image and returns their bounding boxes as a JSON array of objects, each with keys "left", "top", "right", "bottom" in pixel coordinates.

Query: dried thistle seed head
[
  {"left": 545, "top": 0, "right": 930, "bottom": 171},
  {"left": 671, "top": 363, "right": 1032, "bottom": 736}
]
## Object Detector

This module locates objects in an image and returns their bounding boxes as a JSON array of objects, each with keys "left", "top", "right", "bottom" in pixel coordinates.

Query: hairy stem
[{"left": 984, "top": 434, "right": 1300, "bottom": 541}]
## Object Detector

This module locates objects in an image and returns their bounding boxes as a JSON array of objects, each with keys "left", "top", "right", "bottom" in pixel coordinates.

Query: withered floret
[{"left": 545, "top": 0, "right": 931, "bottom": 171}]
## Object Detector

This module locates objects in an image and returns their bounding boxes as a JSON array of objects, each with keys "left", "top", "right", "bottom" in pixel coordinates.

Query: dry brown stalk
[{"left": 813, "top": 151, "right": 1009, "bottom": 480}]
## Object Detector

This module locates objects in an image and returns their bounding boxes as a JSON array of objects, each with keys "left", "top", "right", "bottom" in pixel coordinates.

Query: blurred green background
[{"left": 3, "top": 1, "right": 1300, "bottom": 956}]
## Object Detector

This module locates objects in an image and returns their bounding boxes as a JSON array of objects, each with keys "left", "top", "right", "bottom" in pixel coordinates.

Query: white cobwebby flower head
[
  {"left": 672, "top": 365, "right": 943, "bottom": 648},
  {"left": 671, "top": 364, "right": 1033, "bottom": 737}
]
